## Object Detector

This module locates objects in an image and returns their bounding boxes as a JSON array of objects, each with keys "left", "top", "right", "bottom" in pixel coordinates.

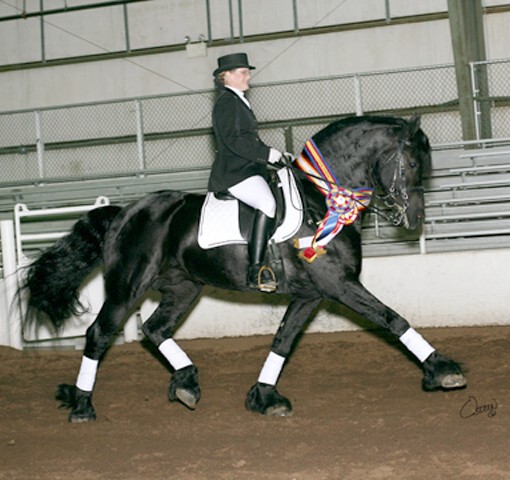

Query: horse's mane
[
  {"left": 314, "top": 115, "right": 407, "bottom": 142},
  {"left": 312, "top": 115, "right": 431, "bottom": 176}
]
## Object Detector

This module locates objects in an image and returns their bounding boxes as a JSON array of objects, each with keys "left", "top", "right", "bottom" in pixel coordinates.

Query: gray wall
[{"left": 0, "top": 0, "right": 509, "bottom": 111}]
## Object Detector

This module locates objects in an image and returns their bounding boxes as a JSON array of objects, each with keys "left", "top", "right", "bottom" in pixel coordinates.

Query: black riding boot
[{"left": 247, "top": 210, "right": 277, "bottom": 292}]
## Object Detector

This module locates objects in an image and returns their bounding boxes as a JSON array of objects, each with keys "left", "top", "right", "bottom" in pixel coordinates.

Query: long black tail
[{"left": 20, "top": 205, "right": 122, "bottom": 330}]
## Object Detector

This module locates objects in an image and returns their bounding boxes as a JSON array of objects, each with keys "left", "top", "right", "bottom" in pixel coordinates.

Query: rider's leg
[
  {"left": 246, "top": 210, "right": 276, "bottom": 291},
  {"left": 228, "top": 175, "right": 277, "bottom": 292}
]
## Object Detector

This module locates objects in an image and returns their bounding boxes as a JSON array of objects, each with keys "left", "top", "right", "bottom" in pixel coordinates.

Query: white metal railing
[
  {"left": 14, "top": 196, "right": 110, "bottom": 266},
  {"left": 0, "top": 196, "right": 143, "bottom": 350}
]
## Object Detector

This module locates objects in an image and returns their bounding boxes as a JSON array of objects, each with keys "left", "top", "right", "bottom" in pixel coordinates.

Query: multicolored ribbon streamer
[{"left": 295, "top": 138, "right": 373, "bottom": 262}]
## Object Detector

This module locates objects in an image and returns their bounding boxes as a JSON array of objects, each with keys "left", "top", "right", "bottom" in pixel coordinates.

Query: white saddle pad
[{"left": 198, "top": 168, "right": 303, "bottom": 249}]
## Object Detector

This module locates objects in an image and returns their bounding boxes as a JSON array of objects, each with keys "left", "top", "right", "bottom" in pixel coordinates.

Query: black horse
[{"left": 22, "top": 115, "right": 466, "bottom": 422}]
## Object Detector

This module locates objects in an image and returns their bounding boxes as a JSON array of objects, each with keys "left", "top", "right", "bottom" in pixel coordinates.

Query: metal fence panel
[
  {"left": 43, "top": 143, "right": 140, "bottom": 178},
  {"left": 1, "top": 151, "right": 40, "bottom": 182},
  {"left": 141, "top": 92, "right": 213, "bottom": 133},
  {"left": 41, "top": 102, "right": 137, "bottom": 143},
  {"left": 0, "top": 110, "right": 37, "bottom": 148},
  {"left": 472, "top": 59, "right": 510, "bottom": 140},
  {"left": 143, "top": 136, "right": 214, "bottom": 171},
  {"left": 359, "top": 65, "right": 458, "bottom": 112},
  {"left": 1, "top": 60, "right": 509, "bottom": 186},
  {"left": 252, "top": 76, "right": 358, "bottom": 122}
]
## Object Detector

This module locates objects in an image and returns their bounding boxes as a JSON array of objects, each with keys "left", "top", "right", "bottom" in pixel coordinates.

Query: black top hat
[{"left": 213, "top": 53, "right": 255, "bottom": 76}]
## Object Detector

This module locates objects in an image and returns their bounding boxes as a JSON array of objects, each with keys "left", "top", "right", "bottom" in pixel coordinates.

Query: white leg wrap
[
  {"left": 257, "top": 351, "right": 286, "bottom": 386},
  {"left": 399, "top": 328, "right": 435, "bottom": 363},
  {"left": 158, "top": 339, "right": 193, "bottom": 371},
  {"left": 76, "top": 356, "right": 99, "bottom": 392}
]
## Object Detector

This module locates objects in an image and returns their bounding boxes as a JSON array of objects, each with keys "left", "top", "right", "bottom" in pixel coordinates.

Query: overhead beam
[{"left": 0, "top": 0, "right": 147, "bottom": 22}]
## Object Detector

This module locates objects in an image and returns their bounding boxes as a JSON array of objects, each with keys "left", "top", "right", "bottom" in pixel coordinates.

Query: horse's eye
[{"left": 409, "top": 161, "right": 417, "bottom": 169}]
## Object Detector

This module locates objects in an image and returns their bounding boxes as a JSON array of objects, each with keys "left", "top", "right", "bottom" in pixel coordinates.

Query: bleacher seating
[
  {"left": 2, "top": 147, "right": 510, "bottom": 264},
  {"left": 362, "top": 146, "right": 510, "bottom": 256},
  {"left": 0, "top": 169, "right": 210, "bottom": 262},
  {"left": 0, "top": 168, "right": 210, "bottom": 220}
]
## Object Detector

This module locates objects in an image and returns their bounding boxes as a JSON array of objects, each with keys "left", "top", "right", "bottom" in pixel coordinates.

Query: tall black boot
[{"left": 247, "top": 210, "right": 277, "bottom": 292}]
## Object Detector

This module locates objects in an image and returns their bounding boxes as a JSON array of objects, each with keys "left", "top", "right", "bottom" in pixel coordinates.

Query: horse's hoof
[
  {"left": 169, "top": 365, "right": 201, "bottom": 410},
  {"left": 69, "top": 411, "right": 97, "bottom": 423},
  {"left": 56, "top": 384, "right": 97, "bottom": 422},
  {"left": 245, "top": 383, "right": 293, "bottom": 416},
  {"left": 422, "top": 352, "right": 467, "bottom": 391},
  {"left": 174, "top": 388, "right": 199, "bottom": 410},
  {"left": 264, "top": 404, "right": 293, "bottom": 417},
  {"left": 441, "top": 373, "right": 467, "bottom": 390}
]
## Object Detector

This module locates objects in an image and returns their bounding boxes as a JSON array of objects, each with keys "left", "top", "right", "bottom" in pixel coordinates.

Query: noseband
[{"left": 374, "top": 142, "right": 410, "bottom": 226}]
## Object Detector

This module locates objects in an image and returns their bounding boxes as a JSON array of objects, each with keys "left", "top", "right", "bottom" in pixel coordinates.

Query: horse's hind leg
[
  {"left": 246, "top": 296, "right": 322, "bottom": 416},
  {"left": 141, "top": 275, "right": 203, "bottom": 410},
  {"left": 57, "top": 299, "right": 131, "bottom": 423}
]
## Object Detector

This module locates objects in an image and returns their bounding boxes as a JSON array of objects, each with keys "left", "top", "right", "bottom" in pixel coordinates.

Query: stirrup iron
[{"left": 257, "top": 265, "right": 277, "bottom": 293}]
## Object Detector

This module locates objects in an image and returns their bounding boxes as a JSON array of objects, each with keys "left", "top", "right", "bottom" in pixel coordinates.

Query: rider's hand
[
  {"left": 274, "top": 152, "right": 295, "bottom": 168},
  {"left": 282, "top": 152, "right": 295, "bottom": 165},
  {"left": 268, "top": 148, "right": 283, "bottom": 164}
]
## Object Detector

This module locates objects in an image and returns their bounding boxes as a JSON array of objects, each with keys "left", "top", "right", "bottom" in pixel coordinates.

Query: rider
[{"left": 208, "top": 52, "right": 283, "bottom": 292}]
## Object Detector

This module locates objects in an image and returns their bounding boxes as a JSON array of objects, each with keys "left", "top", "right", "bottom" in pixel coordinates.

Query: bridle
[
  {"left": 372, "top": 139, "right": 412, "bottom": 226},
  {"left": 284, "top": 134, "right": 416, "bottom": 227}
]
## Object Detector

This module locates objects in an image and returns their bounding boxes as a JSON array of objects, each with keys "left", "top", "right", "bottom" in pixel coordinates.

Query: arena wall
[
  {"left": 2, "top": 243, "right": 509, "bottom": 349},
  {"left": 0, "top": 1, "right": 508, "bottom": 111}
]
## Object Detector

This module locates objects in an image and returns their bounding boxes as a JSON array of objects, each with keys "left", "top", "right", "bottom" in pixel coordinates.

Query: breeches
[{"left": 228, "top": 175, "right": 276, "bottom": 218}]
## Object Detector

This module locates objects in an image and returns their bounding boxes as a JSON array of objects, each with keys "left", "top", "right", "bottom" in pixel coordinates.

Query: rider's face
[{"left": 224, "top": 68, "right": 251, "bottom": 91}]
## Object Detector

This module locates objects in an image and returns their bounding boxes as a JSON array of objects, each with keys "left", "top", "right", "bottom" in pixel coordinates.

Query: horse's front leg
[
  {"left": 334, "top": 280, "right": 467, "bottom": 391},
  {"left": 246, "top": 296, "right": 322, "bottom": 416}
]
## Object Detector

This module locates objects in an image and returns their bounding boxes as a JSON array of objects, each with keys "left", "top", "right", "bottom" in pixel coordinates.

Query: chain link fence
[
  {"left": 471, "top": 58, "right": 510, "bottom": 140},
  {"left": 1, "top": 59, "right": 509, "bottom": 185}
]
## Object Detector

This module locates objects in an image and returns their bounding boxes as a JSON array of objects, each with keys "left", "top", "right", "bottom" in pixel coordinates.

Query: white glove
[{"left": 268, "top": 148, "right": 282, "bottom": 164}]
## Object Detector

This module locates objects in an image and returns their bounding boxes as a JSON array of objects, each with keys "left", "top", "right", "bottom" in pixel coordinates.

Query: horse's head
[{"left": 373, "top": 115, "right": 431, "bottom": 230}]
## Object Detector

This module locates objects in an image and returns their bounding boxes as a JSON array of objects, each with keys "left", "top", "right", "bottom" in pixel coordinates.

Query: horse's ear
[{"left": 407, "top": 114, "right": 421, "bottom": 139}]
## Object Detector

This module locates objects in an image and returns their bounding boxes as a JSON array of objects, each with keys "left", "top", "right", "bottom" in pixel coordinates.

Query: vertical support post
[
  {"left": 447, "top": 0, "right": 489, "bottom": 142},
  {"left": 385, "top": 0, "right": 391, "bottom": 23},
  {"left": 469, "top": 61, "right": 481, "bottom": 141},
  {"left": 353, "top": 75, "right": 363, "bottom": 116},
  {"left": 284, "top": 126, "right": 294, "bottom": 153},
  {"left": 123, "top": 3, "right": 131, "bottom": 53},
  {"left": 238, "top": 0, "right": 244, "bottom": 43},
  {"left": 35, "top": 110, "right": 45, "bottom": 179},
  {"left": 39, "top": 0, "right": 46, "bottom": 63},
  {"left": 373, "top": 213, "right": 380, "bottom": 237},
  {"left": 228, "top": 0, "right": 234, "bottom": 41},
  {"left": 205, "top": 0, "right": 212, "bottom": 43},
  {"left": 419, "top": 226, "right": 427, "bottom": 255},
  {"left": 0, "top": 220, "right": 23, "bottom": 350},
  {"left": 292, "top": 0, "right": 299, "bottom": 34},
  {"left": 135, "top": 100, "right": 146, "bottom": 172}
]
